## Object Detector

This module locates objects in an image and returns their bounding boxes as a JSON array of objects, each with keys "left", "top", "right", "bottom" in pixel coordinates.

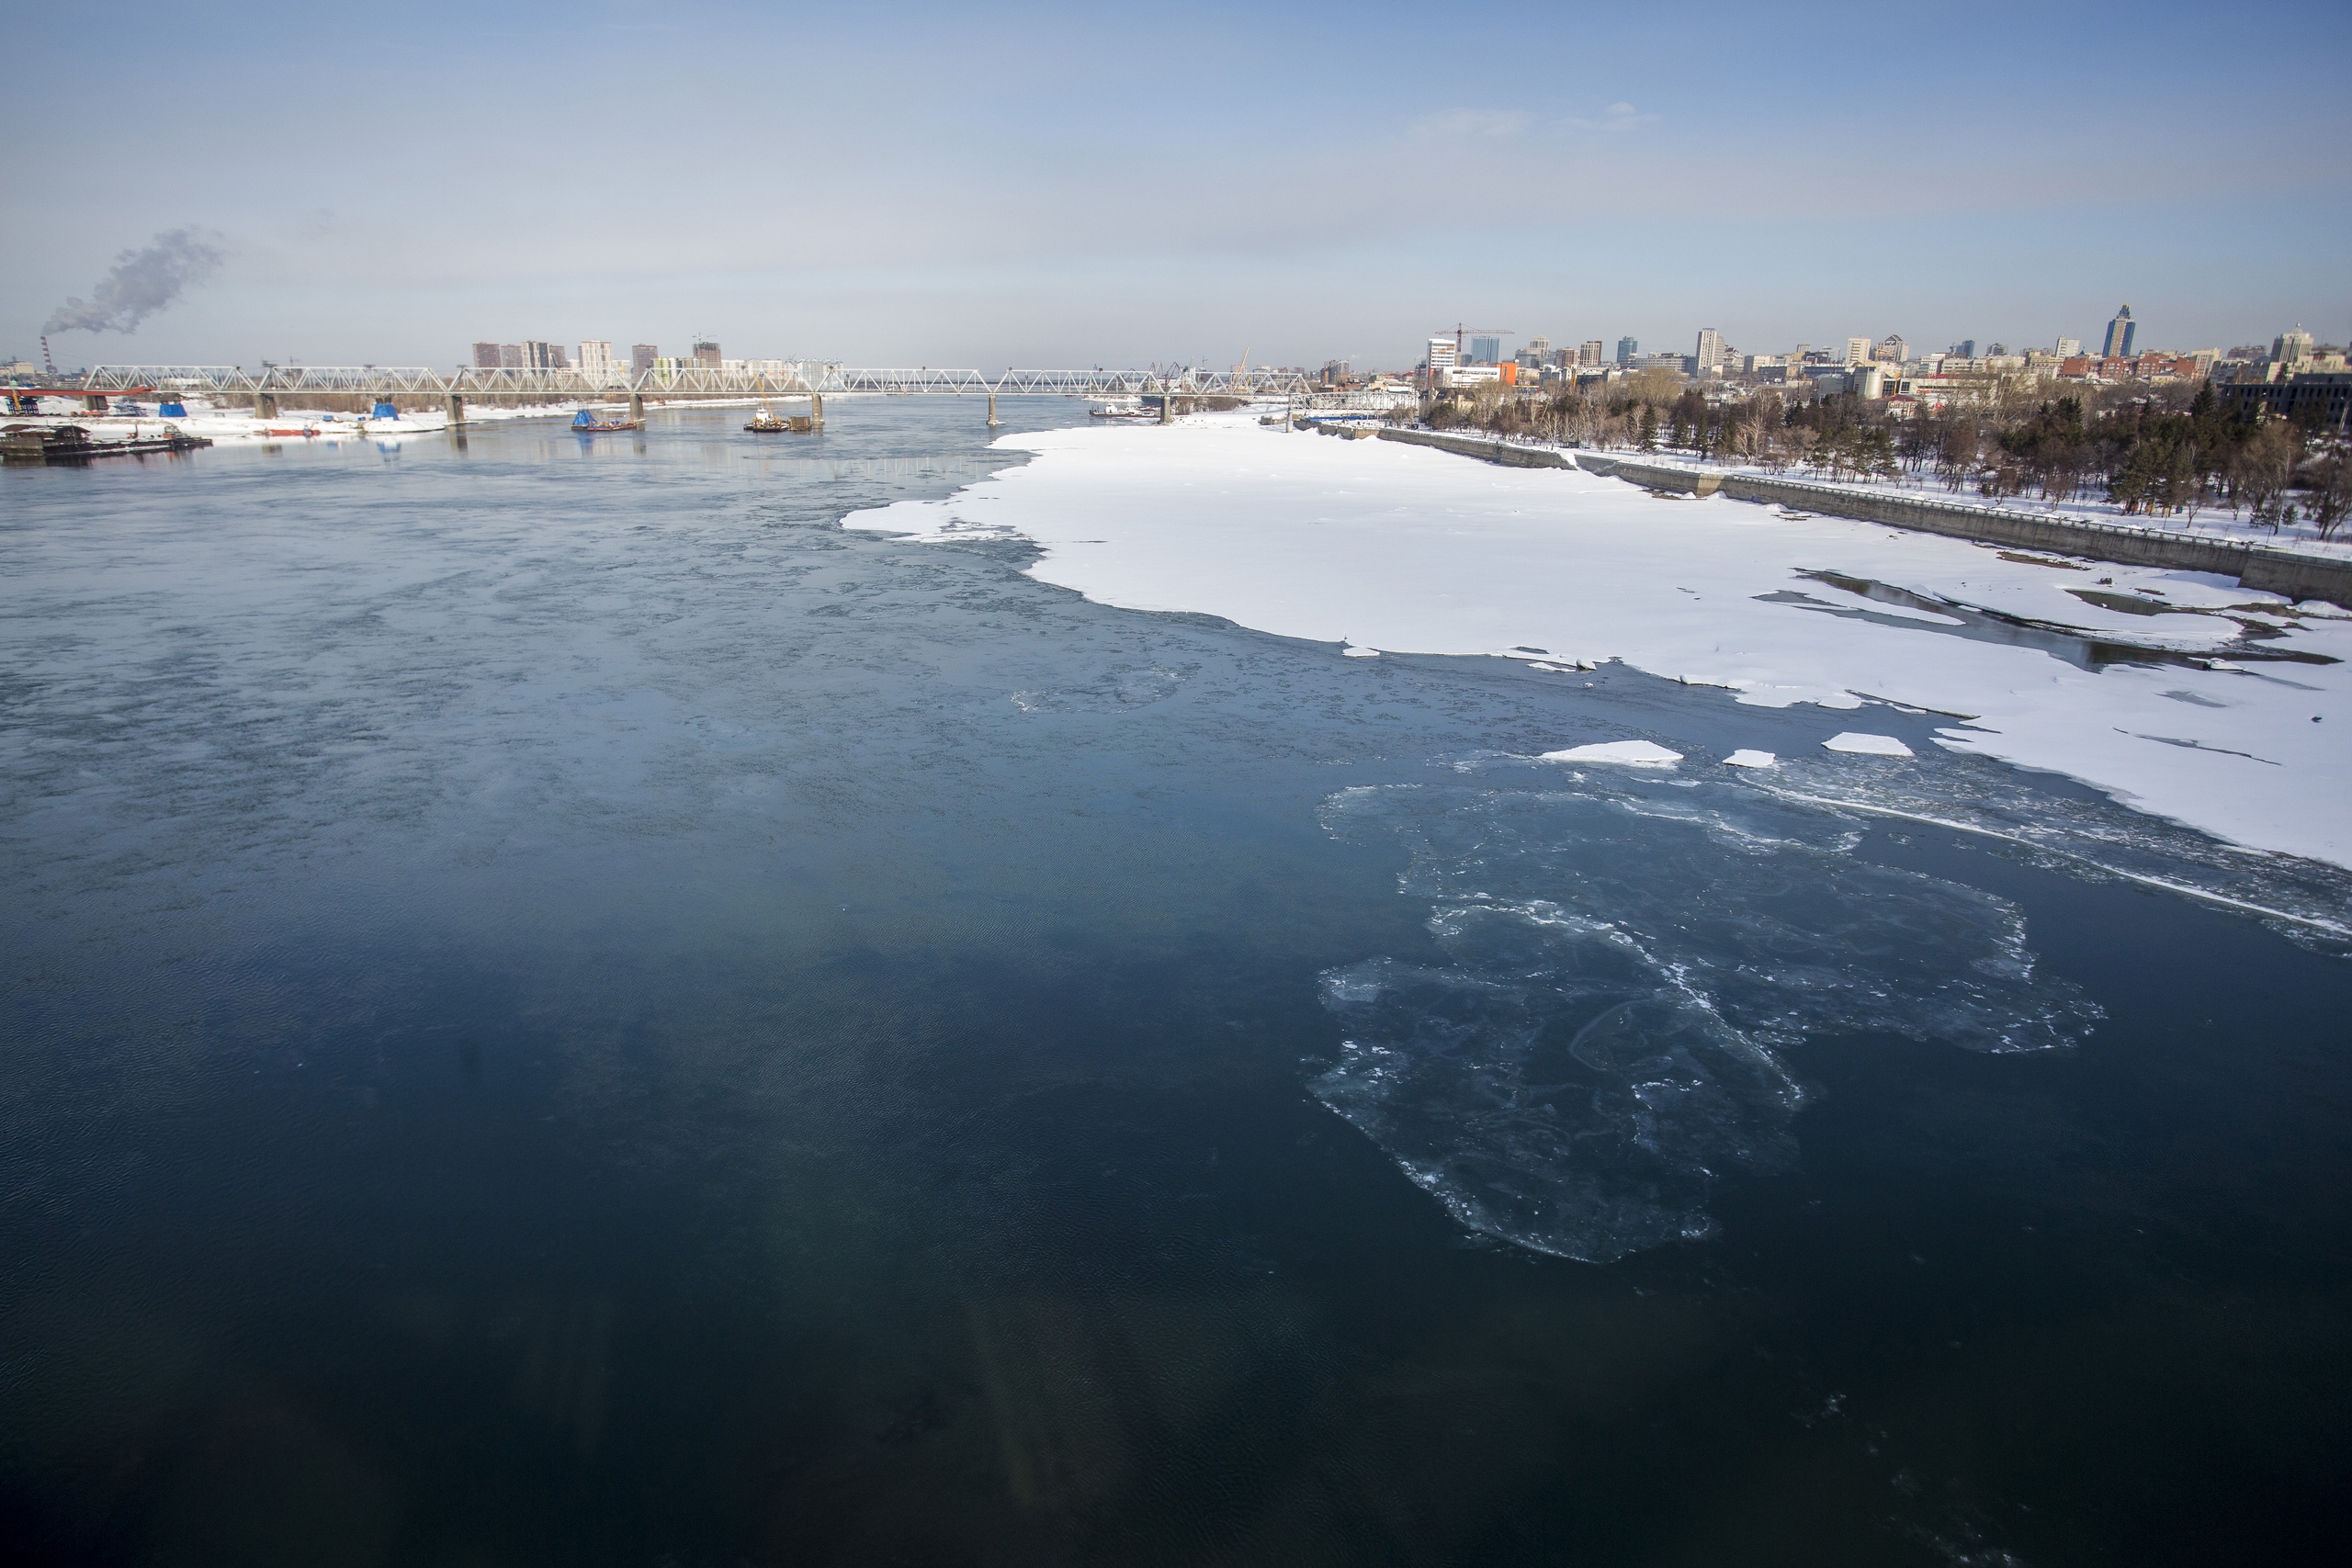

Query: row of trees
[{"left": 1422, "top": 378, "right": 2349, "bottom": 539}]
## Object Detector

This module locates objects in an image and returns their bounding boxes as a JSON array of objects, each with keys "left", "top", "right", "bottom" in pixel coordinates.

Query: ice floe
[
  {"left": 1313, "top": 773, "right": 2101, "bottom": 1261},
  {"left": 1822, "top": 733, "right": 1915, "bottom": 757},
  {"left": 1540, "top": 739, "right": 1684, "bottom": 768}
]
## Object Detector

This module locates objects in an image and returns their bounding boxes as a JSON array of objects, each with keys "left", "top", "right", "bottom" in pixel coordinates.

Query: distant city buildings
[
  {"left": 1615, "top": 336, "right": 1637, "bottom": 366},
  {"left": 523, "top": 341, "right": 568, "bottom": 371},
  {"left": 2100, "top": 305, "right": 2136, "bottom": 359},
  {"left": 1694, "top": 328, "right": 1729, "bottom": 376},
  {"left": 1877, "top": 334, "right": 1907, "bottom": 363},
  {"left": 2274, "top": 327, "right": 2314, "bottom": 365},
  {"left": 631, "top": 344, "right": 658, "bottom": 377},
  {"left": 692, "top": 340, "right": 722, "bottom": 369},
  {"left": 1843, "top": 336, "right": 1873, "bottom": 367},
  {"left": 1579, "top": 340, "right": 1604, "bottom": 367},
  {"left": 1426, "top": 336, "right": 1458, "bottom": 378},
  {"left": 2055, "top": 337, "right": 2081, "bottom": 358},
  {"left": 471, "top": 342, "right": 502, "bottom": 368},
  {"left": 2219, "top": 368, "right": 2350, "bottom": 432},
  {"left": 1467, "top": 334, "right": 1501, "bottom": 366},
  {"left": 577, "top": 341, "right": 616, "bottom": 378}
]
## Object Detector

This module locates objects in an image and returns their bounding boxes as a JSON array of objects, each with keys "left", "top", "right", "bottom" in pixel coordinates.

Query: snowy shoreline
[
  {"left": 843, "top": 412, "right": 2352, "bottom": 873},
  {"left": 1404, "top": 428, "right": 2352, "bottom": 563}
]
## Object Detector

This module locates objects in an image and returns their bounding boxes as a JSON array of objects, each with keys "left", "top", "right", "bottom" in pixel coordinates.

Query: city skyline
[{"left": 4, "top": 1, "right": 2346, "bottom": 370}]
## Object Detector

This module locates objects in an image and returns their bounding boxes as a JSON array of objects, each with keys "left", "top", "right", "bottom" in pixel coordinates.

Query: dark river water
[{"left": 4, "top": 402, "right": 2348, "bottom": 1566}]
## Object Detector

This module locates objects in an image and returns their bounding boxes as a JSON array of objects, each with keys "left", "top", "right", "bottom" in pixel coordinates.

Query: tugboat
[
  {"left": 745, "top": 404, "right": 813, "bottom": 434},
  {"left": 571, "top": 408, "right": 640, "bottom": 434}
]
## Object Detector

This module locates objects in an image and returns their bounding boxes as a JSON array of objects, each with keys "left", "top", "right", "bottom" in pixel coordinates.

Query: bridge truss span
[{"left": 68, "top": 363, "right": 1316, "bottom": 403}]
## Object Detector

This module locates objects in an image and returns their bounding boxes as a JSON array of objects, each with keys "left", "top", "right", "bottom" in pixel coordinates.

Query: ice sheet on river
[
  {"left": 1312, "top": 771, "right": 2101, "bottom": 1262},
  {"left": 843, "top": 414, "right": 2352, "bottom": 870}
]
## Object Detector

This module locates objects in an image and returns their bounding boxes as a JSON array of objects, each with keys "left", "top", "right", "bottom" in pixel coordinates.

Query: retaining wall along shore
[{"left": 1366, "top": 426, "right": 2352, "bottom": 610}]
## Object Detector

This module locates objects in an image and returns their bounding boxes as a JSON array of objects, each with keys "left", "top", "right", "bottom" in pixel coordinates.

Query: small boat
[
  {"left": 260, "top": 426, "right": 321, "bottom": 438},
  {"left": 745, "top": 405, "right": 814, "bottom": 434},
  {"left": 571, "top": 409, "right": 640, "bottom": 433}
]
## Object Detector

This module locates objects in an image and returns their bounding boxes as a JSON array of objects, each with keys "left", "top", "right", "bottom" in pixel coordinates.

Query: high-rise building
[
  {"left": 1844, "top": 336, "right": 1874, "bottom": 367},
  {"left": 1694, "top": 328, "right": 1727, "bottom": 373},
  {"left": 1877, "top": 334, "right": 1908, "bottom": 364},
  {"left": 1426, "top": 336, "right": 1458, "bottom": 376},
  {"left": 2273, "top": 327, "right": 2314, "bottom": 364},
  {"left": 631, "top": 344, "right": 659, "bottom": 377},
  {"left": 2055, "top": 337, "right": 2082, "bottom": 357},
  {"left": 499, "top": 344, "right": 524, "bottom": 369},
  {"left": 1950, "top": 339, "right": 1975, "bottom": 359},
  {"left": 1579, "top": 340, "right": 1604, "bottom": 367},
  {"left": 1525, "top": 335, "right": 1550, "bottom": 359},
  {"left": 471, "top": 342, "right": 503, "bottom": 368},
  {"left": 577, "top": 340, "right": 616, "bottom": 378},
  {"left": 2100, "top": 305, "right": 2135, "bottom": 359},
  {"left": 1615, "top": 336, "right": 1638, "bottom": 366},
  {"left": 521, "top": 340, "right": 568, "bottom": 371},
  {"left": 1468, "top": 334, "right": 1501, "bottom": 366},
  {"left": 692, "top": 339, "right": 722, "bottom": 369}
]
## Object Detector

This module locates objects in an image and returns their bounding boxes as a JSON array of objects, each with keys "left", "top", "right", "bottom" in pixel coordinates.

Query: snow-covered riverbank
[{"left": 845, "top": 412, "right": 2352, "bottom": 871}]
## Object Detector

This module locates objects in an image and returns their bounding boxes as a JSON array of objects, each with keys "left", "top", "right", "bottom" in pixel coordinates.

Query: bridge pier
[
  {"left": 445, "top": 394, "right": 465, "bottom": 426},
  {"left": 810, "top": 394, "right": 823, "bottom": 432},
  {"left": 987, "top": 392, "right": 1000, "bottom": 428},
  {"left": 628, "top": 393, "right": 645, "bottom": 423},
  {"left": 1159, "top": 382, "right": 1171, "bottom": 424},
  {"left": 254, "top": 393, "right": 277, "bottom": 419}
]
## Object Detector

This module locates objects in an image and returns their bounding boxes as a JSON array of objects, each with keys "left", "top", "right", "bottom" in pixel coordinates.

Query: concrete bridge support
[
  {"left": 445, "top": 394, "right": 465, "bottom": 426},
  {"left": 811, "top": 394, "right": 824, "bottom": 432},
  {"left": 254, "top": 393, "right": 278, "bottom": 419},
  {"left": 987, "top": 392, "right": 1000, "bottom": 428},
  {"left": 628, "top": 393, "right": 645, "bottom": 423}
]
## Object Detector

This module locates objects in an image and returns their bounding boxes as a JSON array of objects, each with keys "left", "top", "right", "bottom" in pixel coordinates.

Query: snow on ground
[
  {"left": 1614, "top": 446, "right": 2352, "bottom": 561},
  {"left": 845, "top": 413, "right": 2352, "bottom": 870}
]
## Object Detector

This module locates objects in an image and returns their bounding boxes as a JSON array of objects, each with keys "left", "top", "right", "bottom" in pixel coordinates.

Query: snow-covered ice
[
  {"left": 843, "top": 413, "right": 2352, "bottom": 870},
  {"left": 1723, "top": 750, "right": 1779, "bottom": 769},
  {"left": 1823, "top": 733, "right": 1916, "bottom": 757},
  {"left": 1541, "top": 739, "right": 1684, "bottom": 768}
]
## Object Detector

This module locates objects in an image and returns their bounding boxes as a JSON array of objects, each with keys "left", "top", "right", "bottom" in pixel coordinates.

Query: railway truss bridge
[{"left": 52, "top": 363, "right": 1323, "bottom": 429}]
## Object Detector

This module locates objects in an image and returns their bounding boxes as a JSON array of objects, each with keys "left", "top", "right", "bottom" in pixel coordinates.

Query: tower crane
[{"left": 1437, "top": 324, "right": 1514, "bottom": 364}]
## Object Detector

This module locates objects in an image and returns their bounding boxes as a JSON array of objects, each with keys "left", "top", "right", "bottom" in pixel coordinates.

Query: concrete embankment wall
[
  {"left": 1369, "top": 429, "right": 2352, "bottom": 610},
  {"left": 1371, "top": 426, "right": 1576, "bottom": 468}
]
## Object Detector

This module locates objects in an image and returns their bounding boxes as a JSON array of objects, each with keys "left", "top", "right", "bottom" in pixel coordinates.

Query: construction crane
[
  {"left": 1233, "top": 345, "right": 1251, "bottom": 378},
  {"left": 1437, "top": 324, "right": 1513, "bottom": 365}
]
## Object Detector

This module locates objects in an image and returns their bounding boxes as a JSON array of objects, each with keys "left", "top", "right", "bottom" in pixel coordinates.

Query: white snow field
[{"left": 845, "top": 414, "right": 2352, "bottom": 870}]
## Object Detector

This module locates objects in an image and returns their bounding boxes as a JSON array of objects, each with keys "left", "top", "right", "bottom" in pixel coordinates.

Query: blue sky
[{"left": 6, "top": 0, "right": 2346, "bottom": 371}]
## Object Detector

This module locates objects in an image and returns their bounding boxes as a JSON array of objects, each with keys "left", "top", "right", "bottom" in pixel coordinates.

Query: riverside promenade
[{"left": 1369, "top": 425, "right": 2352, "bottom": 611}]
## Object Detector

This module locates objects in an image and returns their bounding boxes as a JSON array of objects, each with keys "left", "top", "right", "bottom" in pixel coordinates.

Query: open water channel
[{"left": 4, "top": 401, "right": 2348, "bottom": 1565}]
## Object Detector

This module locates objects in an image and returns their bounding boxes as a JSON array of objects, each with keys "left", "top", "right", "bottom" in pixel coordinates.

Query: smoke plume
[{"left": 44, "top": 229, "right": 225, "bottom": 334}]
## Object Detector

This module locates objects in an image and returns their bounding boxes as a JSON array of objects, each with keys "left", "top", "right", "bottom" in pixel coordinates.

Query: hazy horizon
[{"left": 6, "top": 0, "right": 2346, "bottom": 372}]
